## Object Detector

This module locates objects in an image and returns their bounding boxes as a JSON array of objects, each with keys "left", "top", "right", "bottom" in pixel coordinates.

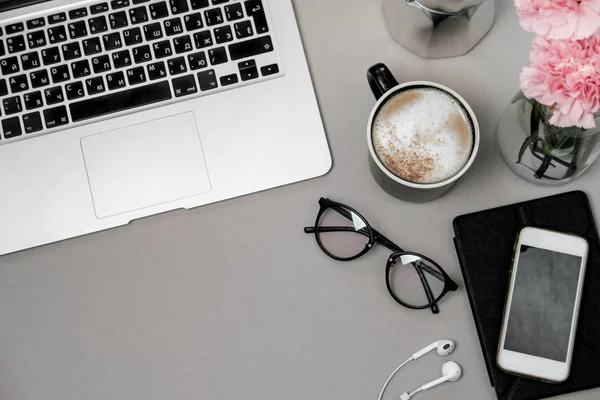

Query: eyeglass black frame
[{"left": 304, "top": 198, "right": 458, "bottom": 314}]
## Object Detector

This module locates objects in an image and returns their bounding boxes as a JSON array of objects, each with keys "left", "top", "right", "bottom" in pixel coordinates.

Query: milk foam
[{"left": 372, "top": 88, "right": 474, "bottom": 184}]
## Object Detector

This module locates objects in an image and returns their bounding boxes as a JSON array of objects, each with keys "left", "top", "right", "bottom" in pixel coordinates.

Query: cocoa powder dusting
[{"left": 376, "top": 140, "right": 438, "bottom": 183}]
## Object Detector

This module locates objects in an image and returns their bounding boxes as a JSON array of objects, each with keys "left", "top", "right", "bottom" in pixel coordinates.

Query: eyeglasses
[{"left": 304, "top": 198, "right": 458, "bottom": 314}]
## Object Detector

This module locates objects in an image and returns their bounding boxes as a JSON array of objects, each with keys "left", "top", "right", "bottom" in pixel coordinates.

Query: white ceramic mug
[{"left": 366, "top": 63, "right": 480, "bottom": 202}]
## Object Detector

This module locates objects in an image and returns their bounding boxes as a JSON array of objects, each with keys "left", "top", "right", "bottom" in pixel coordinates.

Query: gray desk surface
[{"left": 1, "top": 1, "right": 598, "bottom": 399}]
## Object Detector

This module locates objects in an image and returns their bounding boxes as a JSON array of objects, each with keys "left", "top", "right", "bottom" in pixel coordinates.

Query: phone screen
[{"left": 504, "top": 245, "right": 582, "bottom": 362}]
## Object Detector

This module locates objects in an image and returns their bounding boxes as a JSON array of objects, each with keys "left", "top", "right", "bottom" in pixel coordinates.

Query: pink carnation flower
[
  {"left": 514, "top": 0, "right": 600, "bottom": 40},
  {"left": 520, "top": 34, "right": 600, "bottom": 129}
]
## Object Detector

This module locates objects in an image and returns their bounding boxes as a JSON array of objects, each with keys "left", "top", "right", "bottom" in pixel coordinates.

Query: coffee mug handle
[{"left": 367, "top": 63, "right": 399, "bottom": 100}]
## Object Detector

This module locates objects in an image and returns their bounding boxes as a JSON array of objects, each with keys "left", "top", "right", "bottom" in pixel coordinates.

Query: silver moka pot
[{"left": 383, "top": 0, "right": 495, "bottom": 59}]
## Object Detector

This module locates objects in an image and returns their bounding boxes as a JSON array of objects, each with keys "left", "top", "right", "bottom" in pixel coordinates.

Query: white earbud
[
  {"left": 420, "top": 361, "right": 463, "bottom": 391},
  {"left": 411, "top": 339, "right": 455, "bottom": 360},
  {"left": 378, "top": 340, "right": 459, "bottom": 400}
]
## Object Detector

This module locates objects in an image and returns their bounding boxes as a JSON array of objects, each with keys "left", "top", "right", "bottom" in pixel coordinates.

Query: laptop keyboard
[{"left": 0, "top": 0, "right": 282, "bottom": 143}]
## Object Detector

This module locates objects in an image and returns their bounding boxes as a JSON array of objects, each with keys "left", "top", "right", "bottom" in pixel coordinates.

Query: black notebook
[{"left": 452, "top": 191, "right": 600, "bottom": 400}]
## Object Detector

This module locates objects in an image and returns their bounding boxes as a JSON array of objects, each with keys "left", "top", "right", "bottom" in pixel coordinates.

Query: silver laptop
[{"left": 0, "top": 0, "right": 331, "bottom": 255}]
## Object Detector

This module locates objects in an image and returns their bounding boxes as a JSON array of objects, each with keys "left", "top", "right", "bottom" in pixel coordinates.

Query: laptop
[{"left": 0, "top": 0, "right": 331, "bottom": 255}]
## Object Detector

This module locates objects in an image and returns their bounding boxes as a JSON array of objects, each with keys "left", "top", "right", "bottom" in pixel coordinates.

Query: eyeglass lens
[
  {"left": 388, "top": 253, "right": 446, "bottom": 307},
  {"left": 317, "top": 205, "right": 370, "bottom": 258}
]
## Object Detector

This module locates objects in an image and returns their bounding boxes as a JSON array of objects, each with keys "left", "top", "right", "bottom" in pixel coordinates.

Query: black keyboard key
[
  {"left": 173, "top": 35, "right": 193, "bottom": 53},
  {"left": 170, "top": 0, "right": 189, "bottom": 14},
  {"left": 225, "top": 3, "right": 243, "bottom": 21},
  {"left": 48, "top": 13, "right": 67, "bottom": 25},
  {"left": 24, "top": 91, "right": 43, "bottom": 110},
  {"left": 86, "top": 76, "right": 106, "bottom": 95},
  {"left": 44, "top": 86, "right": 64, "bottom": 105},
  {"left": 6, "top": 23, "right": 24, "bottom": 35},
  {"left": 48, "top": 26, "right": 67, "bottom": 43},
  {"left": 0, "top": 79, "right": 7, "bottom": 96},
  {"left": 167, "top": 56, "right": 187, "bottom": 75},
  {"left": 62, "top": 42, "right": 82, "bottom": 60},
  {"left": 109, "top": 11, "right": 129, "bottom": 29},
  {"left": 133, "top": 0, "right": 151, "bottom": 3},
  {"left": 194, "top": 30, "right": 213, "bottom": 48},
  {"left": 107, "top": 71, "right": 126, "bottom": 90},
  {"left": 43, "top": 105, "right": 69, "bottom": 129},
  {"left": 69, "top": 81, "right": 172, "bottom": 122},
  {"left": 187, "top": 51, "right": 207, "bottom": 70},
  {"left": 191, "top": 0, "right": 209, "bottom": 9},
  {"left": 173, "top": 74, "right": 197, "bottom": 97},
  {"left": 30, "top": 70, "right": 50, "bottom": 88},
  {"left": 147, "top": 61, "right": 167, "bottom": 80},
  {"left": 184, "top": 13, "right": 203, "bottom": 31},
  {"left": 68, "top": 21, "right": 88, "bottom": 39},
  {"left": 83, "top": 38, "right": 102, "bottom": 55},
  {"left": 21, "top": 52, "right": 41, "bottom": 70},
  {"left": 212, "top": 0, "right": 229, "bottom": 4},
  {"left": 234, "top": 20, "right": 253, "bottom": 39},
  {"left": 103, "top": 32, "right": 123, "bottom": 51},
  {"left": 111, "top": 0, "right": 130, "bottom": 9},
  {"left": 126, "top": 66, "right": 146, "bottom": 85},
  {"left": 1, "top": 56, "right": 20, "bottom": 74},
  {"left": 92, "top": 54, "right": 112, "bottom": 73},
  {"left": 3, "top": 96, "right": 22, "bottom": 115},
  {"left": 144, "top": 22, "right": 163, "bottom": 40},
  {"left": 26, "top": 18, "right": 46, "bottom": 30},
  {"left": 197, "top": 69, "right": 217, "bottom": 91},
  {"left": 124, "top": 27, "right": 143, "bottom": 45},
  {"left": 91, "top": 3, "right": 110, "bottom": 14},
  {"left": 66, "top": 81, "right": 85, "bottom": 100},
  {"left": 0, "top": 41, "right": 4, "bottom": 57},
  {"left": 164, "top": 18, "right": 184, "bottom": 36},
  {"left": 9, "top": 74, "right": 28, "bottom": 93},
  {"left": 229, "top": 35, "right": 273, "bottom": 60},
  {"left": 89, "top": 16, "right": 108, "bottom": 34},
  {"left": 130, "top": 6, "right": 149, "bottom": 24},
  {"left": 23, "top": 112, "right": 43, "bottom": 133},
  {"left": 208, "top": 46, "right": 227, "bottom": 65},
  {"left": 42, "top": 47, "right": 61, "bottom": 65},
  {"left": 69, "top": 8, "right": 88, "bottom": 19},
  {"left": 238, "top": 59, "right": 258, "bottom": 81},
  {"left": 214, "top": 26, "right": 233, "bottom": 44},
  {"left": 150, "top": 2, "right": 169, "bottom": 19},
  {"left": 2, "top": 117, "right": 22, "bottom": 138},
  {"left": 245, "top": 0, "right": 268, "bottom": 34},
  {"left": 204, "top": 8, "right": 224, "bottom": 26},
  {"left": 261, "top": 63, "right": 278, "bottom": 76},
  {"left": 112, "top": 49, "right": 132, "bottom": 68},
  {"left": 153, "top": 40, "right": 172, "bottom": 58},
  {"left": 7, "top": 35, "right": 26, "bottom": 53},
  {"left": 27, "top": 30, "right": 47, "bottom": 48},
  {"left": 72, "top": 59, "right": 91, "bottom": 78},
  {"left": 50, "top": 64, "right": 70, "bottom": 83},
  {"left": 133, "top": 44, "right": 152, "bottom": 63}
]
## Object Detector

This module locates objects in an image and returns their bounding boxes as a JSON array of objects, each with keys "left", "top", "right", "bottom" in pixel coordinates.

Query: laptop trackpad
[{"left": 81, "top": 112, "right": 211, "bottom": 219}]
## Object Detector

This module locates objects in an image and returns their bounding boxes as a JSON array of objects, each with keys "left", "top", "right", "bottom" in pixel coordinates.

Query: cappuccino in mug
[{"left": 372, "top": 88, "right": 474, "bottom": 184}]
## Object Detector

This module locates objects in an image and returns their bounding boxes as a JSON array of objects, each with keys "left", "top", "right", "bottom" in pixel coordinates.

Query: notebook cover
[{"left": 452, "top": 191, "right": 600, "bottom": 400}]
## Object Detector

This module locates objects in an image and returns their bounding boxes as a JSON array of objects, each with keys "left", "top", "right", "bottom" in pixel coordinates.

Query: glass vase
[{"left": 496, "top": 92, "right": 600, "bottom": 186}]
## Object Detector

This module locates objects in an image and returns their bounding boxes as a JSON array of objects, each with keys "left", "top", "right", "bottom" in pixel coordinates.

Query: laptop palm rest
[{"left": 81, "top": 112, "right": 211, "bottom": 219}]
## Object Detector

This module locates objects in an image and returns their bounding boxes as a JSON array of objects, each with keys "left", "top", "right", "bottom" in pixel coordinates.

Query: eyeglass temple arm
[
  {"left": 303, "top": 226, "right": 403, "bottom": 254},
  {"left": 306, "top": 226, "right": 445, "bottom": 281},
  {"left": 414, "top": 261, "right": 440, "bottom": 314}
]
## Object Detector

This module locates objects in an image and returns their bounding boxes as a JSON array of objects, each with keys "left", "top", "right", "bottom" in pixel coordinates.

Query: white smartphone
[{"left": 497, "top": 227, "right": 588, "bottom": 383}]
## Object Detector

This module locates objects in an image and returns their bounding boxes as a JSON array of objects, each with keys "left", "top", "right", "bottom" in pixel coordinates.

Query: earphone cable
[{"left": 377, "top": 357, "right": 414, "bottom": 400}]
